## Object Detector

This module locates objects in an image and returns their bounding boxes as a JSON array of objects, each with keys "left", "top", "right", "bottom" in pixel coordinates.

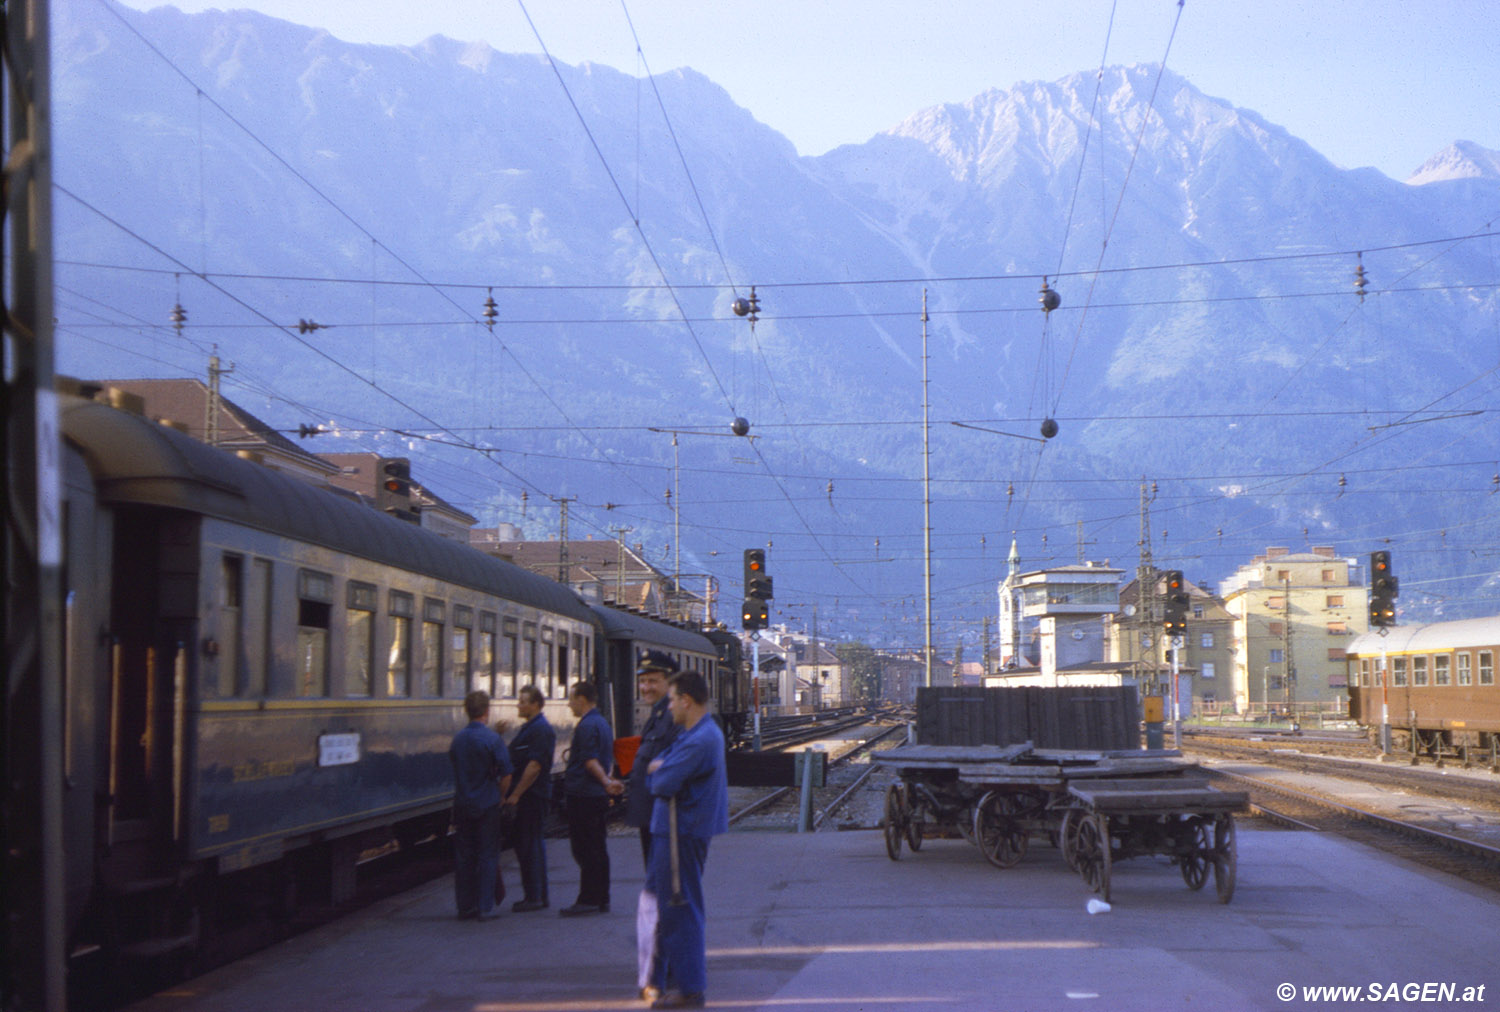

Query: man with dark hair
[
  {"left": 503, "top": 684, "right": 555, "bottom": 912},
  {"left": 645, "top": 670, "right": 729, "bottom": 1009},
  {"left": 561, "top": 680, "right": 623, "bottom": 916},
  {"left": 449, "top": 690, "right": 512, "bottom": 921}
]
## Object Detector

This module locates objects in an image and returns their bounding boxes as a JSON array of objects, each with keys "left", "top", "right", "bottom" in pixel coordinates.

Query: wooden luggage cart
[
  {"left": 874, "top": 744, "right": 1204, "bottom": 872},
  {"left": 1060, "top": 777, "right": 1249, "bottom": 904}
]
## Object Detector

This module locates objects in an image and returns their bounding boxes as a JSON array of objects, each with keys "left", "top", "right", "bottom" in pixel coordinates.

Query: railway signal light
[
  {"left": 1369, "top": 550, "right": 1398, "bottom": 627},
  {"left": 744, "top": 548, "right": 772, "bottom": 600},
  {"left": 1162, "top": 569, "right": 1189, "bottom": 638},
  {"left": 741, "top": 596, "right": 768, "bottom": 631},
  {"left": 377, "top": 458, "right": 418, "bottom": 523}
]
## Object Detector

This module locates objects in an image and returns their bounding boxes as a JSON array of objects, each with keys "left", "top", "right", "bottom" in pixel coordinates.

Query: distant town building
[
  {"left": 1108, "top": 573, "right": 1236, "bottom": 716},
  {"left": 1219, "top": 546, "right": 1368, "bottom": 713},
  {"left": 89, "top": 378, "right": 337, "bottom": 482}
]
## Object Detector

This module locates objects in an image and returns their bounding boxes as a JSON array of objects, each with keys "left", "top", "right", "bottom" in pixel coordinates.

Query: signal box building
[
  {"left": 1219, "top": 546, "right": 1370, "bottom": 714},
  {"left": 1003, "top": 562, "right": 1123, "bottom": 685}
]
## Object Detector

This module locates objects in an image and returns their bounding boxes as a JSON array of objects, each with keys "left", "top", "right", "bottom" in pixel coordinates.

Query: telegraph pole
[
  {"left": 207, "top": 350, "right": 233, "bottom": 446},
  {"left": 553, "top": 496, "right": 576, "bottom": 584},
  {"left": 1135, "top": 480, "right": 1158, "bottom": 693}
]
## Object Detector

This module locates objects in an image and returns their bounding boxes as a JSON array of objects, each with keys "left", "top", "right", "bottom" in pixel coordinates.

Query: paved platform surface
[{"left": 130, "top": 826, "right": 1498, "bottom": 1012}]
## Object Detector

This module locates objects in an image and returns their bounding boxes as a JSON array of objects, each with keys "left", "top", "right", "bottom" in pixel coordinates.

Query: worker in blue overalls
[{"left": 645, "top": 669, "right": 728, "bottom": 1010}]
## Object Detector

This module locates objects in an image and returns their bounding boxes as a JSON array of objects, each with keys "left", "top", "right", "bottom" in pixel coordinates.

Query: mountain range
[{"left": 54, "top": 1, "right": 1500, "bottom": 644}]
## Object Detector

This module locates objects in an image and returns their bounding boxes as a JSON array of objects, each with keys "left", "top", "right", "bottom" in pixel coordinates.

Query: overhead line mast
[{"left": 922, "top": 289, "right": 934, "bottom": 689}]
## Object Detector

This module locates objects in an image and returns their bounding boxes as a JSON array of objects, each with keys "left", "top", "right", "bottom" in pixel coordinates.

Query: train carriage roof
[
  {"left": 1345, "top": 615, "right": 1500, "bottom": 658},
  {"left": 589, "top": 603, "right": 715, "bottom": 654},
  {"left": 62, "top": 398, "right": 598, "bottom": 626}
]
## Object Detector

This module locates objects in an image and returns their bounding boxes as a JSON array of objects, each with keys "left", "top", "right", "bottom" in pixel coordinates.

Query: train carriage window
[
  {"left": 499, "top": 617, "right": 519, "bottom": 698},
  {"left": 1392, "top": 657, "right": 1407, "bottom": 687},
  {"left": 477, "top": 612, "right": 497, "bottom": 696},
  {"left": 248, "top": 559, "right": 272, "bottom": 697},
  {"left": 541, "top": 627, "right": 563, "bottom": 699},
  {"left": 296, "top": 569, "right": 333, "bottom": 697},
  {"left": 1412, "top": 655, "right": 1428, "bottom": 687},
  {"left": 522, "top": 621, "right": 539, "bottom": 693},
  {"left": 1457, "top": 652, "right": 1472, "bottom": 686},
  {"left": 452, "top": 606, "right": 473, "bottom": 697},
  {"left": 421, "top": 599, "right": 445, "bottom": 698},
  {"left": 1434, "top": 654, "right": 1450, "bottom": 686},
  {"left": 556, "top": 633, "right": 569, "bottom": 696},
  {"left": 1373, "top": 661, "right": 1382, "bottom": 687},
  {"left": 1359, "top": 658, "right": 1370, "bottom": 687},
  {"left": 387, "top": 591, "right": 413, "bottom": 697},
  {"left": 214, "top": 554, "right": 243, "bottom": 698},
  {"left": 1480, "top": 651, "right": 1494, "bottom": 686},
  {"left": 346, "top": 582, "right": 377, "bottom": 697}
]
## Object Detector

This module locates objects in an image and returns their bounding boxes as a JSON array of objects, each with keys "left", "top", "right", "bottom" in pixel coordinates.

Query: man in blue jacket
[
  {"left": 503, "top": 684, "right": 555, "bottom": 912},
  {"left": 645, "top": 670, "right": 728, "bottom": 1009},
  {"left": 626, "top": 650, "right": 681, "bottom": 865},
  {"left": 560, "top": 681, "right": 623, "bottom": 916},
  {"left": 449, "top": 690, "right": 512, "bottom": 921}
]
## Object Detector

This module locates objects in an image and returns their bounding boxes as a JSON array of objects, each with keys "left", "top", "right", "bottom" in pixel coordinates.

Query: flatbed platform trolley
[
  {"left": 874, "top": 744, "right": 1248, "bottom": 903},
  {"left": 1061, "top": 776, "right": 1248, "bottom": 904}
]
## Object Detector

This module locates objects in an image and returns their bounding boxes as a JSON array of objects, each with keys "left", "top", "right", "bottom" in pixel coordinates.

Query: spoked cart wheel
[
  {"left": 1074, "top": 812, "right": 1112, "bottom": 903},
  {"left": 974, "top": 791, "right": 1029, "bottom": 869},
  {"left": 1059, "top": 808, "right": 1086, "bottom": 871},
  {"left": 1212, "top": 813, "right": 1237, "bottom": 904},
  {"left": 905, "top": 787, "right": 925, "bottom": 852},
  {"left": 883, "top": 783, "right": 907, "bottom": 861},
  {"left": 1179, "top": 817, "right": 1211, "bottom": 891}
]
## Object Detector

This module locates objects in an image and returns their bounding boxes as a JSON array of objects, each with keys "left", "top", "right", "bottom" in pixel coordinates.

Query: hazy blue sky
[{"left": 110, "top": 0, "right": 1497, "bottom": 181}]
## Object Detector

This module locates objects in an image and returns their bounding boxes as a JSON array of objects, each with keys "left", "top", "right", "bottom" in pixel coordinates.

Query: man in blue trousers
[
  {"left": 449, "top": 690, "right": 512, "bottom": 921},
  {"left": 503, "top": 685, "right": 555, "bottom": 912},
  {"left": 645, "top": 670, "right": 728, "bottom": 1010}
]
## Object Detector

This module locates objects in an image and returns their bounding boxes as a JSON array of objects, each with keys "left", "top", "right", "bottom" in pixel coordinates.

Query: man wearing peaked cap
[
  {"left": 626, "top": 650, "right": 681, "bottom": 860},
  {"left": 626, "top": 650, "right": 681, "bottom": 1001}
]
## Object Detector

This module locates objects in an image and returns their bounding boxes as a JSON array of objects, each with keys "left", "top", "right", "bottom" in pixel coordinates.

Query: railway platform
[{"left": 127, "top": 822, "right": 1498, "bottom": 1012}]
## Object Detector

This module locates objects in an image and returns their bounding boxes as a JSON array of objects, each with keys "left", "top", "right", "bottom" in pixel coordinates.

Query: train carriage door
[{"left": 108, "top": 507, "right": 200, "bottom": 846}]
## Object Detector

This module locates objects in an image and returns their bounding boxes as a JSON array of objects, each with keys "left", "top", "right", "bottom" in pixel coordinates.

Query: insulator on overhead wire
[
  {"left": 1038, "top": 279, "right": 1061, "bottom": 314},
  {"left": 483, "top": 290, "right": 498, "bottom": 330},
  {"left": 1354, "top": 255, "right": 1369, "bottom": 302},
  {"left": 297, "top": 319, "right": 322, "bottom": 334},
  {"left": 170, "top": 302, "right": 187, "bottom": 333}
]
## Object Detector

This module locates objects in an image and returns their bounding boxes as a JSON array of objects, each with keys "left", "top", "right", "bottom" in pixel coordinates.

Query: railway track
[
  {"left": 1207, "top": 767, "right": 1500, "bottom": 894},
  {"left": 728, "top": 718, "right": 909, "bottom": 830},
  {"left": 1183, "top": 733, "right": 1500, "bottom": 809}
]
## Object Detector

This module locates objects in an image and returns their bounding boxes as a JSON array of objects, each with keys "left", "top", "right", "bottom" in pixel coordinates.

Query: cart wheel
[
  {"left": 1212, "top": 814, "right": 1237, "bottom": 904},
  {"left": 906, "top": 812, "right": 925, "bottom": 852},
  {"left": 1059, "top": 808, "right": 1085, "bottom": 871},
  {"left": 883, "top": 783, "right": 906, "bottom": 861},
  {"left": 1075, "top": 813, "right": 1112, "bottom": 903},
  {"left": 1179, "top": 818, "right": 1210, "bottom": 891},
  {"left": 975, "top": 791, "right": 1028, "bottom": 869}
]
